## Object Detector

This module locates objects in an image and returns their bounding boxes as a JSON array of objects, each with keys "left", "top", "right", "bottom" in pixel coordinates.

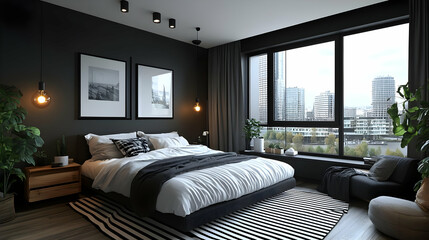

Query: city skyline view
[{"left": 249, "top": 23, "right": 409, "bottom": 158}]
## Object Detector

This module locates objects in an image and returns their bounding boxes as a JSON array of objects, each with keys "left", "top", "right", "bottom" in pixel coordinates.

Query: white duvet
[{"left": 82, "top": 145, "right": 294, "bottom": 217}]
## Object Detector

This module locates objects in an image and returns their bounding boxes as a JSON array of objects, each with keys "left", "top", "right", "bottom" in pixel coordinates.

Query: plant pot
[
  {"left": 274, "top": 148, "right": 284, "bottom": 154},
  {"left": 416, "top": 177, "right": 429, "bottom": 212},
  {"left": 0, "top": 194, "right": 16, "bottom": 223},
  {"left": 54, "top": 156, "right": 69, "bottom": 166},
  {"left": 253, "top": 138, "right": 264, "bottom": 153}
]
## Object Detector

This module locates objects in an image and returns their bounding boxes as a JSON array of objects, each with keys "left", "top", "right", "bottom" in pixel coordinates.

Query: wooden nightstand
[{"left": 24, "top": 163, "right": 81, "bottom": 202}]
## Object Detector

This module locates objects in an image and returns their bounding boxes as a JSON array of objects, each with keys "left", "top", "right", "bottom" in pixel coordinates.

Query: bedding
[
  {"left": 85, "top": 132, "right": 137, "bottom": 161},
  {"left": 111, "top": 137, "right": 150, "bottom": 157},
  {"left": 136, "top": 131, "right": 179, "bottom": 149},
  {"left": 81, "top": 145, "right": 295, "bottom": 218},
  {"left": 149, "top": 136, "right": 189, "bottom": 149},
  {"left": 131, "top": 152, "right": 256, "bottom": 217}
]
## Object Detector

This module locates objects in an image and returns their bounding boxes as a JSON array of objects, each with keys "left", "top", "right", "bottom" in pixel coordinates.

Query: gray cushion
[
  {"left": 368, "top": 157, "right": 399, "bottom": 181},
  {"left": 369, "top": 196, "right": 429, "bottom": 240}
]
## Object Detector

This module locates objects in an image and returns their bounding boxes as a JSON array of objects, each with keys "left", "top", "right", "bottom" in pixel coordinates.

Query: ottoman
[{"left": 369, "top": 196, "right": 429, "bottom": 240}]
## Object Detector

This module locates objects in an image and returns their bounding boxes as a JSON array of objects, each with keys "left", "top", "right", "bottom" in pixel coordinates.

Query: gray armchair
[{"left": 350, "top": 156, "right": 420, "bottom": 202}]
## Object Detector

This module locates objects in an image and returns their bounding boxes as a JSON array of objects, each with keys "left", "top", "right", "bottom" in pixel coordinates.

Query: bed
[{"left": 80, "top": 131, "right": 296, "bottom": 232}]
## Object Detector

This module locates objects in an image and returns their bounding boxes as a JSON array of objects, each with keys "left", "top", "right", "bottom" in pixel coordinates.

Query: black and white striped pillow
[{"left": 111, "top": 138, "right": 150, "bottom": 157}]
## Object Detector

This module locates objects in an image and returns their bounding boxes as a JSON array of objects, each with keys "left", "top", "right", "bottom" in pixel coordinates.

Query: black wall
[{"left": 0, "top": 0, "right": 208, "bottom": 163}]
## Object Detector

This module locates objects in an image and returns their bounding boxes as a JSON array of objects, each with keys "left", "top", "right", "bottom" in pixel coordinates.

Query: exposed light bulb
[
  {"left": 33, "top": 81, "right": 51, "bottom": 108},
  {"left": 33, "top": 89, "right": 51, "bottom": 108},
  {"left": 194, "top": 102, "right": 201, "bottom": 112}
]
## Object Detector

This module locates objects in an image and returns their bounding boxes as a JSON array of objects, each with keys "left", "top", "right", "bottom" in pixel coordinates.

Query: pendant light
[
  {"left": 33, "top": 3, "right": 51, "bottom": 108},
  {"left": 192, "top": 27, "right": 201, "bottom": 112}
]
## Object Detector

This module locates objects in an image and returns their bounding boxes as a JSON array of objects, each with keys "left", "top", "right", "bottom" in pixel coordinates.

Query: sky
[{"left": 283, "top": 23, "right": 409, "bottom": 110}]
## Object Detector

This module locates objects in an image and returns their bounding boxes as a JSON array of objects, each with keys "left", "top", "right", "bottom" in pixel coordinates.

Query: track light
[
  {"left": 120, "top": 0, "right": 128, "bottom": 13},
  {"left": 169, "top": 18, "right": 176, "bottom": 29},
  {"left": 153, "top": 12, "right": 161, "bottom": 23}
]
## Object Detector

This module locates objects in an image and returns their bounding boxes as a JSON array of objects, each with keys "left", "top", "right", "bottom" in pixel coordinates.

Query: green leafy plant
[
  {"left": 243, "top": 118, "right": 262, "bottom": 139},
  {"left": 275, "top": 143, "right": 282, "bottom": 149},
  {"left": 415, "top": 158, "right": 429, "bottom": 191},
  {"left": 387, "top": 83, "right": 429, "bottom": 190},
  {"left": 268, "top": 143, "right": 275, "bottom": 149},
  {"left": 56, "top": 135, "right": 67, "bottom": 156},
  {"left": 0, "top": 85, "right": 44, "bottom": 197}
]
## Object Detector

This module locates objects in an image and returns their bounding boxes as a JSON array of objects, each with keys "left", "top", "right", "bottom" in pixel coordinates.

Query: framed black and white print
[
  {"left": 79, "top": 54, "right": 129, "bottom": 119},
  {"left": 137, "top": 64, "right": 173, "bottom": 119}
]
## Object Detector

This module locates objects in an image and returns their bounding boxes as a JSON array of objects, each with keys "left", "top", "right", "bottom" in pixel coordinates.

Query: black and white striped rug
[{"left": 69, "top": 189, "right": 348, "bottom": 240}]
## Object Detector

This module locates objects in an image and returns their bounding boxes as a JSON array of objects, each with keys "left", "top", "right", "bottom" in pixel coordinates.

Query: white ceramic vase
[
  {"left": 253, "top": 138, "right": 264, "bottom": 153},
  {"left": 54, "top": 156, "right": 69, "bottom": 166}
]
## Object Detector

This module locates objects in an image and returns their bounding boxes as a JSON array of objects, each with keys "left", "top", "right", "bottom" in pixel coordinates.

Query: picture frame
[
  {"left": 136, "top": 64, "right": 174, "bottom": 119},
  {"left": 79, "top": 53, "right": 129, "bottom": 119}
]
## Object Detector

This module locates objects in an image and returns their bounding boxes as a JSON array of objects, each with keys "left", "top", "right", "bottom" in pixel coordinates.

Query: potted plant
[
  {"left": 388, "top": 83, "right": 429, "bottom": 211},
  {"left": 34, "top": 148, "right": 48, "bottom": 166},
  {"left": 274, "top": 144, "right": 284, "bottom": 154},
  {"left": 54, "top": 135, "right": 68, "bottom": 166},
  {"left": 0, "top": 85, "right": 44, "bottom": 223},
  {"left": 268, "top": 143, "right": 275, "bottom": 153},
  {"left": 244, "top": 118, "right": 264, "bottom": 152}
]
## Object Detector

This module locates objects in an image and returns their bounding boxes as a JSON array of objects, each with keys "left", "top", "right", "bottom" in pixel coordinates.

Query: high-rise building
[
  {"left": 286, "top": 87, "right": 305, "bottom": 120},
  {"left": 258, "top": 55, "right": 268, "bottom": 123},
  {"left": 274, "top": 51, "right": 286, "bottom": 121},
  {"left": 249, "top": 54, "right": 267, "bottom": 124},
  {"left": 314, "top": 91, "right": 335, "bottom": 121},
  {"left": 371, "top": 76, "right": 395, "bottom": 119}
]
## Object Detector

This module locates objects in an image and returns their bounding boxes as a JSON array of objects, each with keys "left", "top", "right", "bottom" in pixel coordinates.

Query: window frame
[{"left": 247, "top": 18, "right": 409, "bottom": 160}]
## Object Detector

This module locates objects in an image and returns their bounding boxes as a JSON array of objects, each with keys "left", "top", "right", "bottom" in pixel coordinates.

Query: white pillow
[
  {"left": 137, "top": 131, "right": 179, "bottom": 149},
  {"left": 84, "top": 132, "right": 137, "bottom": 160},
  {"left": 136, "top": 131, "right": 179, "bottom": 139},
  {"left": 149, "top": 136, "right": 189, "bottom": 150}
]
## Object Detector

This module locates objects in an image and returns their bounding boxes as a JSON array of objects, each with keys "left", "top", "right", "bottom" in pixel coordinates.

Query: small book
[{"left": 51, "top": 162, "right": 63, "bottom": 168}]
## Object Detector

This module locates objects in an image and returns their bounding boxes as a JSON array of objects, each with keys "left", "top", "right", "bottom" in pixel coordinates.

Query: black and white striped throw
[{"left": 69, "top": 189, "right": 348, "bottom": 240}]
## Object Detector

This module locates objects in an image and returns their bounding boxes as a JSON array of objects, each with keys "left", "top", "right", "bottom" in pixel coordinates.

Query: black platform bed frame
[{"left": 82, "top": 176, "right": 296, "bottom": 232}]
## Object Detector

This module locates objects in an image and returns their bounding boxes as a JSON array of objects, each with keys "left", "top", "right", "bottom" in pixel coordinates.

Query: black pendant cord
[
  {"left": 193, "top": 27, "right": 201, "bottom": 102},
  {"left": 40, "top": 2, "right": 43, "bottom": 88},
  {"left": 195, "top": 43, "right": 199, "bottom": 100}
]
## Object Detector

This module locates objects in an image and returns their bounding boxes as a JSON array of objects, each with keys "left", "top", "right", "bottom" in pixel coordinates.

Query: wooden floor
[{"left": 0, "top": 181, "right": 393, "bottom": 240}]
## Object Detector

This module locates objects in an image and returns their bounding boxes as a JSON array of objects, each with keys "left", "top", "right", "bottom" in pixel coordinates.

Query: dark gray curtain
[
  {"left": 208, "top": 41, "right": 246, "bottom": 152},
  {"left": 408, "top": 0, "right": 429, "bottom": 158}
]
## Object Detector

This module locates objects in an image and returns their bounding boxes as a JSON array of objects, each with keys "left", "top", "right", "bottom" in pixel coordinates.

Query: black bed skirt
[{"left": 82, "top": 176, "right": 296, "bottom": 232}]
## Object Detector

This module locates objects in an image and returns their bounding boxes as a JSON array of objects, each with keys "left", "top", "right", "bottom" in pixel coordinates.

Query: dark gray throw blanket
[
  {"left": 130, "top": 152, "right": 256, "bottom": 217},
  {"left": 317, "top": 166, "right": 365, "bottom": 202}
]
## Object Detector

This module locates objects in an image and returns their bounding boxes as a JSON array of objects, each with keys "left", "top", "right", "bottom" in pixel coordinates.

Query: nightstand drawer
[
  {"left": 28, "top": 182, "right": 81, "bottom": 202},
  {"left": 25, "top": 163, "right": 81, "bottom": 202},
  {"left": 28, "top": 170, "right": 80, "bottom": 189}
]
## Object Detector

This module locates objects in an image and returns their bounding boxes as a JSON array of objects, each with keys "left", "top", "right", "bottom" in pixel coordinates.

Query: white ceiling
[{"left": 42, "top": 0, "right": 386, "bottom": 48}]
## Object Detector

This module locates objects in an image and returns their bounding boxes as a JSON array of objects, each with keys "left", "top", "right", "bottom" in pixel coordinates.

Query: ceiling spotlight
[
  {"left": 153, "top": 12, "right": 161, "bottom": 23},
  {"left": 169, "top": 18, "right": 176, "bottom": 29},
  {"left": 120, "top": 0, "right": 128, "bottom": 13}
]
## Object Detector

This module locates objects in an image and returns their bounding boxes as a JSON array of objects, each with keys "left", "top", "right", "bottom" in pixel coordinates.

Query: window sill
[{"left": 241, "top": 151, "right": 371, "bottom": 180}]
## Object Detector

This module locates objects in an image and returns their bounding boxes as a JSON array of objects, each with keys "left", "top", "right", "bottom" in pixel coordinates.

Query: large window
[
  {"left": 274, "top": 42, "right": 335, "bottom": 122},
  {"left": 249, "top": 22, "right": 409, "bottom": 159},
  {"left": 343, "top": 23, "right": 409, "bottom": 157}
]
